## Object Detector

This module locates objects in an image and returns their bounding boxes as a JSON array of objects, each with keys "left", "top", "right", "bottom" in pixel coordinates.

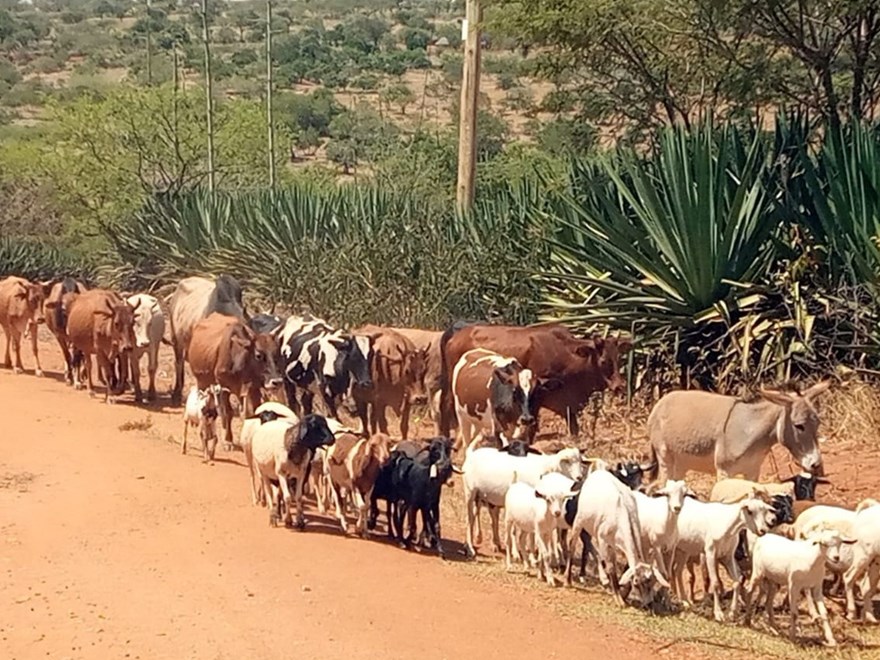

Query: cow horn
[
  {"left": 639, "top": 461, "right": 657, "bottom": 472},
  {"left": 105, "top": 299, "right": 115, "bottom": 315},
  {"left": 131, "top": 297, "right": 142, "bottom": 312},
  {"left": 451, "top": 465, "right": 464, "bottom": 474}
]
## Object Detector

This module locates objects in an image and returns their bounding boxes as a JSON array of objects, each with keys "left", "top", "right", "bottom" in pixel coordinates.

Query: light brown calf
[{"left": 326, "top": 432, "right": 393, "bottom": 536}]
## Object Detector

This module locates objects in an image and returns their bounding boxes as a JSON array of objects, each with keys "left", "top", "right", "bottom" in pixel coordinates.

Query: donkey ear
[{"left": 803, "top": 380, "right": 831, "bottom": 400}]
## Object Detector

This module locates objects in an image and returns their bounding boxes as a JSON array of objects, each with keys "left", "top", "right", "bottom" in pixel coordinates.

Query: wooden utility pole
[
  {"left": 266, "top": 0, "right": 276, "bottom": 189},
  {"left": 145, "top": 0, "right": 153, "bottom": 85},
  {"left": 201, "top": 0, "right": 215, "bottom": 192},
  {"left": 456, "top": 0, "right": 482, "bottom": 211}
]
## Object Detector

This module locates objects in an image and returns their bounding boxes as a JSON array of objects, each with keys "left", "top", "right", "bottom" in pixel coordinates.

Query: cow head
[
  {"left": 406, "top": 347, "right": 429, "bottom": 405},
  {"left": 252, "top": 331, "right": 284, "bottom": 393},
  {"left": 345, "top": 334, "right": 373, "bottom": 389},
  {"left": 12, "top": 279, "right": 50, "bottom": 325},
  {"left": 760, "top": 381, "right": 830, "bottom": 476},
  {"left": 128, "top": 295, "right": 156, "bottom": 349},
  {"left": 573, "top": 333, "right": 632, "bottom": 395},
  {"left": 488, "top": 361, "right": 540, "bottom": 441},
  {"left": 95, "top": 297, "right": 136, "bottom": 353}
]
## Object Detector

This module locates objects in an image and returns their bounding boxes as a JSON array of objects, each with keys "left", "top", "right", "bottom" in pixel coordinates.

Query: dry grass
[{"left": 118, "top": 415, "right": 153, "bottom": 432}]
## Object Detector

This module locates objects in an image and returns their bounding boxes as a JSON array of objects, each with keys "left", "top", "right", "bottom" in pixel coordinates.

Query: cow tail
[{"left": 645, "top": 445, "right": 659, "bottom": 484}]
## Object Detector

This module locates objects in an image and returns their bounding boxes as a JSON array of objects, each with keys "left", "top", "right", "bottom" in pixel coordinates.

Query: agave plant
[
  {"left": 0, "top": 238, "right": 93, "bottom": 283},
  {"left": 541, "top": 122, "right": 790, "bottom": 388}
]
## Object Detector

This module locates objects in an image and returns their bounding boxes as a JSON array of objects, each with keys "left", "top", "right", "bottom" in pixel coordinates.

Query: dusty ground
[{"left": 2, "top": 331, "right": 880, "bottom": 659}]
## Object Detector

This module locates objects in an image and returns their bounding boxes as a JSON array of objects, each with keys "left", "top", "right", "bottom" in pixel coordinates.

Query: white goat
[
  {"left": 462, "top": 444, "right": 584, "bottom": 558},
  {"left": 710, "top": 477, "right": 795, "bottom": 504},
  {"left": 536, "top": 471, "right": 576, "bottom": 568},
  {"left": 240, "top": 402, "right": 299, "bottom": 505},
  {"left": 181, "top": 385, "right": 220, "bottom": 460},
  {"left": 632, "top": 480, "right": 688, "bottom": 581},
  {"left": 564, "top": 469, "right": 663, "bottom": 608},
  {"left": 745, "top": 528, "right": 853, "bottom": 646},
  {"left": 504, "top": 473, "right": 575, "bottom": 586},
  {"left": 671, "top": 496, "right": 776, "bottom": 622}
]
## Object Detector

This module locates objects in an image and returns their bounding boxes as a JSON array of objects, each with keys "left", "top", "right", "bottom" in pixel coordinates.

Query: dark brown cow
[
  {"left": 0, "top": 276, "right": 50, "bottom": 376},
  {"left": 439, "top": 323, "right": 632, "bottom": 436},
  {"left": 187, "top": 313, "right": 284, "bottom": 458},
  {"left": 352, "top": 325, "right": 427, "bottom": 439},
  {"left": 44, "top": 277, "right": 88, "bottom": 384},
  {"left": 66, "top": 289, "right": 137, "bottom": 403}
]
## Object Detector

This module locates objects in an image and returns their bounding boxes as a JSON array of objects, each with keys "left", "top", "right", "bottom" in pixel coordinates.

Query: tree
[
  {"left": 228, "top": 8, "right": 259, "bottom": 43},
  {"left": 402, "top": 27, "right": 430, "bottom": 51},
  {"left": 380, "top": 81, "right": 416, "bottom": 115}
]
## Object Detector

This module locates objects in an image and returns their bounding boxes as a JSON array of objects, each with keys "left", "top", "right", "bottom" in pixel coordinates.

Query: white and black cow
[{"left": 280, "top": 314, "right": 373, "bottom": 419}]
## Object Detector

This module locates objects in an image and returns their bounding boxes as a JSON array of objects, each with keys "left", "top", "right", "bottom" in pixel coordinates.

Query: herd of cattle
[{"left": 3, "top": 272, "right": 880, "bottom": 648}]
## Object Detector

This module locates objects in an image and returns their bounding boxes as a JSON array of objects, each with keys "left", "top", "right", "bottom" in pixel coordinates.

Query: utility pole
[
  {"left": 266, "top": 0, "right": 276, "bottom": 189},
  {"left": 456, "top": 0, "right": 482, "bottom": 212},
  {"left": 201, "top": 0, "right": 215, "bottom": 192},
  {"left": 145, "top": 0, "right": 153, "bottom": 85}
]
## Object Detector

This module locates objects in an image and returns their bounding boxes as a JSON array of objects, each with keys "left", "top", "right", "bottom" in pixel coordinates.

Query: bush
[
  {"left": 1, "top": 80, "right": 48, "bottom": 107},
  {"left": 230, "top": 48, "right": 259, "bottom": 69},
  {"left": 0, "top": 57, "right": 21, "bottom": 87}
]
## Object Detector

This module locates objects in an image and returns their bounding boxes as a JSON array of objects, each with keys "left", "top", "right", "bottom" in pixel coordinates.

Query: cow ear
[
  {"left": 619, "top": 566, "right": 634, "bottom": 586},
  {"left": 574, "top": 342, "right": 595, "bottom": 357},
  {"left": 538, "top": 377, "right": 563, "bottom": 392},
  {"left": 40, "top": 280, "right": 54, "bottom": 297}
]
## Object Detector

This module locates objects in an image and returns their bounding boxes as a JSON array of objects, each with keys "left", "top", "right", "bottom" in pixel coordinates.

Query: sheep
[
  {"left": 461, "top": 443, "right": 584, "bottom": 558},
  {"left": 670, "top": 495, "right": 777, "bottom": 622},
  {"left": 563, "top": 469, "right": 664, "bottom": 608},
  {"left": 535, "top": 471, "right": 577, "bottom": 568},
  {"left": 835, "top": 500, "right": 880, "bottom": 622},
  {"left": 745, "top": 528, "right": 854, "bottom": 646},
  {"left": 250, "top": 414, "right": 335, "bottom": 528},
  {"left": 632, "top": 480, "right": 688, "bottom": 581},
  {"left": 181, "top": 385, "right": 220, "bottom": 460},
  {"left": 240, "top": 401, "right": 298, "bottom": 505},
  {"left": 791, "top": 499, "right": 880, "bottom": 608},
  {"left": 710, "top": 476, "right": 795, "bottom": 503},
  {"left": 504, "top": 473, "right": 576, "bottom": 586}
]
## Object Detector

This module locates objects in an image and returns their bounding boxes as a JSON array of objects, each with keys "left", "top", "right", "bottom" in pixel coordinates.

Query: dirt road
[{"left": 0, "top": 342, "right": 714, "bottom": 660}]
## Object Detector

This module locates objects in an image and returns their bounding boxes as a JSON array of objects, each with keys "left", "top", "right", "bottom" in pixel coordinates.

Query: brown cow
[
  {"left": 439, "top": 323, "right": 632, "bottom": 436},
  {"left": 0, "top": 276, "right": 50, "bottom": 376},
  {"left": 352, "top": 325, "right": 427, "bottom": 439},
  {"left": 389, "top": 327, "right": 442, "bottom": 419},
  {"left": 66, "top": 289, "right": 138, "bottom": 403},
  {"left": 326, "top": 431, "right": 393, "bottom": 536},
  {"left": 44, "top": 277, "right": 88, "bottom": 384},
  {"left": 187, "top": 313, "right": 284, "bottom": 458}
]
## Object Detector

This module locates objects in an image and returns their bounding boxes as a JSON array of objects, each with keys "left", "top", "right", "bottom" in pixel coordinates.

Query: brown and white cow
[
  {"left": 187, "top": 313, "right": 284, "bottom": 458},
  {"left": 452, "top": 348, "right": 555, "bottom": 450},
  {"left": 66, "top": 289, "right": 138, "bottom": 403},
  {"left": 352, "top": 325, "right": 427, "bottom": 439},
  {"left": 440, "top": 323, "right": 632, "bottom": 436},
  {"left": 389, "top": 327, "right": 442, "bottom": 419},
  {"left": 167, "top": 275, "right": 246, "bottom": 405},
  {"left": 0, "top": 276, "right": 50, "bottom": 376},
  {"left": 44, "top": 277, "right": 88, "bottom": 384},
  {"left": 326, "top": 431, "right": 393, "bottom": 536}
]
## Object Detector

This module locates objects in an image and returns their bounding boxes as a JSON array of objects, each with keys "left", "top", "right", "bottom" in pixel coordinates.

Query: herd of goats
[{"left": 4, "top": 271, "right": 880, "bottom": 648}]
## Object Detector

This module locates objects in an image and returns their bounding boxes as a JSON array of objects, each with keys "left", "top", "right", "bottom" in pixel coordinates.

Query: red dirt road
[{"left": 0, "top": 343, "right": 697, "bottom": 660}]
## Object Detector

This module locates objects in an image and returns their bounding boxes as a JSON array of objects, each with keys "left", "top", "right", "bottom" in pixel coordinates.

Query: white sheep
[
  {"left": 536, "top": 471, "right": 576, "bottom": 568},
  {"left": 240, "top": 401, "right": 299, "bottom": 505},
  {"left": 504, "top": 472, "right": 575, "bottom": 586},
  {"left": 671, "top": 496, "right": 776, "bottom": 622},
  {"left": 250, "top": 414, "right": 335, "bottom": 528},
  {"left": 745, "top": 528, "right": 853, "bottom": 646},
  {"left": 181, "top": 385, "right": 220, "bottom": 460},
  {"left": 462, "top": 444, "right": 584, "bottom": 558},
  {"left": 840, "top": 501, "right": 880, "bottom": 622},
  {"left": 632, "top": 479, "right": 688, "bottom": 581}
]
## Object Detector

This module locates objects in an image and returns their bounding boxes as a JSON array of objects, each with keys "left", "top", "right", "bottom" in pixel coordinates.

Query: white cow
[{"left": 126, "top": 293, "right": 165, "bottom": 402}]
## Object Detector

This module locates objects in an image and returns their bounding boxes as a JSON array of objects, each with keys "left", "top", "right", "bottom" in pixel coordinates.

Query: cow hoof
[
  {"left": 463, "top": 547, "right": 476, "bottom": 559},
  {"left": 35, "top": 369, "right": 43, "bottom": 378},
  {"left": 13, "top": 367, "right": 22, "bottom": 375},
  {"left": 294, "top": 519, "right": 306, "bottom": 531},
  {"left": 270, "top": 513, "right": 279, "bottom": 527}
]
